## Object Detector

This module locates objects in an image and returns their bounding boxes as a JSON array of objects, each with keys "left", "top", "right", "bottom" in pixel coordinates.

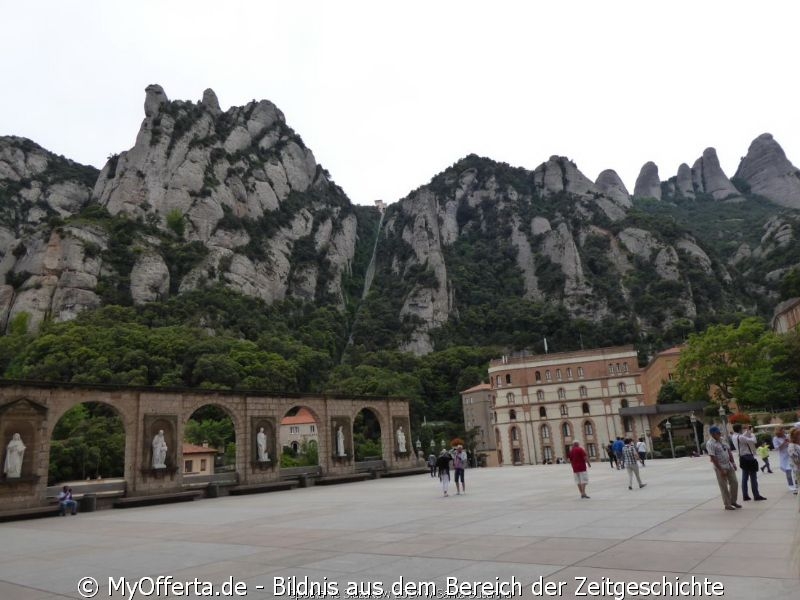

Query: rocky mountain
[{"left": 1, "top": 85, "right": 799, "bottom": 358}]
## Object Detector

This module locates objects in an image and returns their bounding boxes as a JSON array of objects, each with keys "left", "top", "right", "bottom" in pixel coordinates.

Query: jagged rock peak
[
  {"left": 201, "top": 88, "right": 221, "bottom": 114},
  {"left": 675, "top": 163, "right": 695, "bottom": 199},
  {"left": 144, "top": 84, "right": 168, "bottom": 117},
  {"left": 734, "top": 133, "right": 800, "bottom": 209},
  {"left": 633, "top": 161, "right": 661, "bottom": 200},
  {"left": 533, "top": 155, "right": 597, "bottom": 196},
  {"left": 691, "top": 147, "right": 742, "bottom": 202},
  {"left": 595, "top": 169, "right": 631, "bottom": 207}
]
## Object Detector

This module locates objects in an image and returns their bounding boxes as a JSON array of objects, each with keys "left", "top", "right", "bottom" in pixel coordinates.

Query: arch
[
  {"left": 185, "top": 403, "right": 238, "bottom": 476},
  {"left": 280, "top": 405, "right": 321, "bottom": 468},
  {"left": 353, "top": 407, "right": 383, "bottom": 461}
]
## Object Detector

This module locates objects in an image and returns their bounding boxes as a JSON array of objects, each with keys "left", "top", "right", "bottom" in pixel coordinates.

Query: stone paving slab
[{"left": 0, "top": 456, "right": 797, "bottom": 599}]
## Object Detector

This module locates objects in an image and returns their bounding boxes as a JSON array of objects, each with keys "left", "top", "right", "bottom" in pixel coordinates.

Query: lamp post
[
  {"left": 415, "top": 439, "right": 422, "bottom": 465},
  {"left": 690, "top": 412, "right": 701, "bottom": 456},
  {"left": 665, "top": 420, "right": 675, "bottom": 459}
]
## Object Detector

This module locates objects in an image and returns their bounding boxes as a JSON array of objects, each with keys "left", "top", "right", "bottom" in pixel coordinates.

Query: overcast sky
[{"left": 2, "top": 1, "right": 798, "bottom": 206}]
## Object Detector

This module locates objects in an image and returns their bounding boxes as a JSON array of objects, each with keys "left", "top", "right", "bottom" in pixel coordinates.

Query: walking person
[
  {"left": 731, "top": 424, "right": 765, "bottom": 501},
  {"left": 772, "top": 426, "right": 797, "bottom": 492},
  {"left": 636, "top": 437, "right": 647, "bottom": 466},
  {"left": 568, "top": 440, "right": 591, "bottom": 499},
  {"left": 757, "top": 442, "right": 773, "bottom": 473},
  {"left": 605, "top": 442, "right": 617, "bottom": 469},
  {"left": 707, "top": 426, "right": 740, "bottom": 511},
  {"left": 436, "top": 450, "right": 453, "bottom": 497},
  {"left": 612, "top": 437, "right": 624, "bottom": 470},
  {"left": 622, "top": 438, "right": 646, "bottom": 490},
  {"left": 453, "top": 444, "right": 467, "bottom": 495},
  {"left": 427, "top": 453, "right": 437, "bottom": 477}
]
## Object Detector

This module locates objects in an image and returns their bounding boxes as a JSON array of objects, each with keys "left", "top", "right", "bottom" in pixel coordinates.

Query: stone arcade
[{"left": 0, "top": 381, "right": 414, "bottom": 509}]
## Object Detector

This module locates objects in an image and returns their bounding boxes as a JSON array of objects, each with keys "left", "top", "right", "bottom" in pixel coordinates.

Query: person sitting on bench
[{"left": 57, "top": 486, "right": 77, "bottom": 516}]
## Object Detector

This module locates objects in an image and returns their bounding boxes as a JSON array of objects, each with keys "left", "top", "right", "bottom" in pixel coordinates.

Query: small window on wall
[
  {"left": 577, "top": 367, "right": 584, "bottom": 378},
  {"left": 582, "top": 402, "right": 590, "bottom": 414},
  {"left": 559, "top": 404, "right": 568, "bottom": 416},
  {"left": 584, "top": 421, "right": 594, "bottom": 436},
  {"left": 496, "top": 375, "right": 501, "bottom": 386},
  {"left": 506, "top": 374, "right": 512, "bottom": 384},
  {"left": 544, "top": 446, "right": 553, "bottom": 461},
  {"left": 290, "top": 426, "right": 299, "bottom": 434},
  {"left": 539, "top": 406, "right": 547, "bottom": 418},
  {"left": 608, "top": 364, "right": 614, "bottom": 374},
  {"left": 588, "top": 443, "right": 597, "bottom": 458},
  {"left": 556, "top": 369, "right": 562, "bottom": 380},
  {"left": 184, "top": 460, "right": 193, "bottom": 472},
  {"left": 579, "top": 385, "right": 587, "bottom": 398},
  {"left": 535, "top": 371, "right": 541, "bottom": 382},
  {"left": 310, "top": 424, "right": 316, "bottom": 433},
  {"left": 541, "top": 424, "right": 550, "bottom": 439},
  {"left": 623, "top": 416, "right": 633, "bottom": 432},
  {"left": 511, "top": 427, "right": 519, "bottom": 441},
  {"left": 507, "top": 392, "right": 515, "bottom": 405},
  {"left": 495, "top": 429, "right": 501, "bottom": 446},
  {"left": 562, "top": 422, "right": 572, "bottom": 437},
  {"left": 622, "top": 362, "right": 629, "bottom": 373},
  {"left": 545, "top": 370, "right": 552, "bottom": 381},
  {"left": 200, "top": 459, "right": 207, "bottom": 471},
  {"left": 567, "top": 368, "right": 573, "bottom": 379},
  {"left": 618, "top": 382, "right": 627, "bottom": 393},
  {"left": 558, "top": 388, "right": 566, "bottom": 400},
  {"left": 537, "top": 390, "right": 545, "bottom": 401},
  {"left": 620, "top": 399, "right": 629, "bottom": 409},
  {"left": 509, "top": 409, "right": 517, "bottom": 420}
]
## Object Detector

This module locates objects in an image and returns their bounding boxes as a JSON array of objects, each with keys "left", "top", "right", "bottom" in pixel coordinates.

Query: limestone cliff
[{"left": 734, "top": 133, "right": 800, "bottom": 210}]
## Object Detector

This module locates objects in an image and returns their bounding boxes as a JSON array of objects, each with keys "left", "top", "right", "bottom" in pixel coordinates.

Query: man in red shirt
[{"left": 568, "top": 440, "right": 591, "bottom": 499}]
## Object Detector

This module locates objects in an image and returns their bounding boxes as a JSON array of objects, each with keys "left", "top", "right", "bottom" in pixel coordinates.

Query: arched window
[
  {"left": 535, "top": 371, "right": 541, "bottom": 382},
  {"left": 511, "top": 427, "right": 519, "bottom": 441},
  {"left": 545, "top": 370, "right": 552, "bottom": 381},
  {"left": 506, "top": 392, "right": 515, "bottom": 405},
  {"left": 539, "top": 406, "right": 547, "bottom": 418},
  {"left": 536, "top": 390, "right": 545, "bottom": 401},
  {"left": 562, "top": 422, "right": 572, "bottom": 438},
  {"left": 509, "top": 409, "right": 517, "bottom": 421},
  {"left": 559, "top": 404, "right": 568, "bottom": 416},
  {"left": 556, "top": 369, "right": 562, "bottom": 380},
  {"left": 543, "top": 446, "right": 553, "bottom": 461},
  {"left": 582, "top": 402, "right": 590, "bottom": 415},
  {"left": 541, "top": 424, "right": 550, "bottom": 439},
  {"left": 505, "top": 374, "right": 512, "bottom": 384},
  {"left": 622, "top": 362, "right": 629, "bottom": 373},
  {"left": 584, "top": 421, "right": 594, "bottom": 436},
  {"left": 577, "top": 367, "right": 584, "bottom": 378},
  {"left": 579, "top": 385, "right": 587, "bottom": 398},
  {"left": 618, "top": 382, "right": 627, "bottom": 394},
  {"left": 493, "top": 411, "right": 497, "bottom": 422},
  {"left": 608, "top": 364, "right": 614, "bottom": 375},
  {"left": 567, "top": 368, "right": 573, "bottom": 379},
  {"left": 623, "top": 416, "right": 633, "bottom": 433},
  {"left": 557, "top": 388, "right": 566, "bottom": 400},
  {"left": 587, "top": 443, "right": 597, "bottom": 458},
  {"left": 620, "top": 398, "right": 629, "bottom": 409}
]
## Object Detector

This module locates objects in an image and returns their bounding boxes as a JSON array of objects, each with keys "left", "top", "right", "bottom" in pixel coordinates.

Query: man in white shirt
[
  {"left": 731, "top": 423, "right": 766, "bottom": 501},
  {"left": 706, "top": 426, "right": 740, "bottom": 511},
  {"left": 635, "top": 437, "right": 647, "bottom": 466}
]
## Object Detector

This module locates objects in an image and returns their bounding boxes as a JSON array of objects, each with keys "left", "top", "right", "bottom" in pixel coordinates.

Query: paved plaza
[{"left": 1, "top": 456, "right": 798, "bottom": 600}]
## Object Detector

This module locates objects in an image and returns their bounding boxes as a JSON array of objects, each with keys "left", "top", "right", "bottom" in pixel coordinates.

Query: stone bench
[
  {"left": 381, "top": 467, "right": 430, "bottom": 478},
  {"left": 0, "top": 504, "right": 60, "bottom": 523},
  {"left": 227, "top": 481, "right": 298, "bottom": 496},
  {"left": 113, "top": 491, "right": 202, "bottom": 509},
  {"left": 314, "top": 473, "right": 371, "bottom": 486}
]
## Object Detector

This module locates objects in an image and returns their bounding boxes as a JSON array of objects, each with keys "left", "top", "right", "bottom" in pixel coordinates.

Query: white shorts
[{"left": 573, "top": 471, "right": 589, "bottom": 484}]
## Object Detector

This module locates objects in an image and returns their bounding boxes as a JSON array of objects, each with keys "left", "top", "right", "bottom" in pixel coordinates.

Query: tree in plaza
[{"left": 677, "top": 317, "right": 796, "bottom": 409}]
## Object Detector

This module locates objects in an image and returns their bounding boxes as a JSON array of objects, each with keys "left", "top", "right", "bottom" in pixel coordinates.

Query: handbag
[{"left": 737, "top": 436, "right": 759, "bottom": 471}]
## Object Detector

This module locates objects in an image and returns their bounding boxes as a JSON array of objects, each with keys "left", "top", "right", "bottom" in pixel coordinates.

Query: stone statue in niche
[
  {"left": 257, "top": 427, "right": 269, "bottom": 462},
  {"left": 396, "top": 426, "right": 407, "bottom": 453},
  {"left": 152, "top": 429, "right": 168, "bottom": 469},
  {"left": 336, "top": 425, "right": 346, "bottom": 457},
  {"left": 3, "top": 433, "right": 26, "bottom": 478}
]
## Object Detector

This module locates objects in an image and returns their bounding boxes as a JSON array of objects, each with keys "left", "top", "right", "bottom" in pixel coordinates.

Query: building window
[
  {"left": 200, "top": 459, "right": 207, "bottom": 471},
  {"left": 545, "top": 370, "right": 552, "bottom": 381},
  {"left": 495, "top": 428, "right": 500, "bottom": 446},
  {"left": 623, "top": 416, "right": 633, "bottom": 433},
  {"left": 567, "top": 368, "right": 573, "bottom": 379},
  {"left": 507, "top": 392, "right": 515, "bottom": 405},
  {"left": 541, "top": 424, "right": 550, "bottom": 439},
  {"left": 622, "top": 362, "right": 629, "bottom": 373},
  {"left": 618, "top": 382, "right": 627, "bottom": 394},
  {"left": 506, "top": 374, "right": 512, "bottom": 384},
  {"left": 559, "top": 404, "right": 568, "bottom": 416},
  {"left": 558, "top": 388, "right": 566, "bottom": 400},
  {"left": 512, "top": 448, "right": 522, "bottom": 463},
  {"left": 511, "top": 427, "right": 519, "bottom": 441},
  {"left": 584, "top": 421, "right": 594, "bottom": 436},
  {"left": 290, "top": 426, "right": 299, "bottom": 434},
  {"left": 668, "top": 372, "right": 674, "bottom": 381},
  {"left": 608, "top": 364, "right": 614, "bottom": 375},
  {"left": 539, "top": 406, "right": 547, "bottom": 418},
  {"left": 535, "top": 371, "right": 541, "bottom": 382},
  {"left": 562, "top": 422, "right": 572, "bottom": 437},
  {"left": 556, "top": 369, "right": 562, "bottom": 380},
  {"left": 587, "top": 443, "right": 597, "bottom": 458},
  {"left": 536, "top": 390, "right": 545, "bottom": 401},
  {"left": 543, "top": 446, "right": 553, "bottom": 461},
  {"left": 310, "top": 424, "right": 316, "bottom": 433},
  {"left": 509, "top": 409, "right": 517, "bottom": 420},
  {"left": 184, "top": 460, "right": 193, "bottom": 472},
  {"left": 577, "top": 367, "right": 584, "bottom": 378},
  {"left": 620, "top": 398, "right": 629, "bottom": 409},
  {"left": 496, "top": 375, "right": 501, "bottom": 386},
  {"left": 579, "top": 385, "right": 587, "bottom": 398},
  {"left": 582, "top": 402, "right": 590, "bottom": 415}
]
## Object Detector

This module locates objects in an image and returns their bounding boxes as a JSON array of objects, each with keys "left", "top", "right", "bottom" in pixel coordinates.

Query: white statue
[
  {"left": 152, "top": 429, "right": 168, "bottom": 469},
  {"left": 336, "top": 425, "right": 346, "bottom": 457},
  {"left": 396, "top": 426, "right": 407, "bottom": 453},
  {"left": 3, "top": 433, "right": 26, "bottom": 478},
  {"left": 257, "top": 427, "right": 269, "bottom": 462}
]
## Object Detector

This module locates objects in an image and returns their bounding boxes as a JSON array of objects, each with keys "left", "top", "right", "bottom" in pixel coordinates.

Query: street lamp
[
  {"left": 665, "top": 420, "right": 675, "bottom": 459},
  {"left": 690, "top": 412, "right": 701, "bottom": 456}
]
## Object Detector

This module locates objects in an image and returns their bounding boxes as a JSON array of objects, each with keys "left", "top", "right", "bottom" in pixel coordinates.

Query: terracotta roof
[
  {"left": 657, "top": 345, "right": 684, "bottom": 356},
  {"left": 280, "top": 407, "right": 317, "bottom": 425},
  {"left": 182, "top": 443, "right": 217, "bottom": 454},
  {"left": 460, "top": 382, "right": 492, "bottom": 394}
]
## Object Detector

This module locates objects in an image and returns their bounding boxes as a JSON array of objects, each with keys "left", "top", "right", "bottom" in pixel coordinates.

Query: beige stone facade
[
  {"left": 459, "top": 383, "right": 499, "bottom": 467},
  {"left": 487, "top": 346, "right": 649, "bottom": 465},
  {"left": 0, "top": 382, "right": 413, "bottom": 508}
]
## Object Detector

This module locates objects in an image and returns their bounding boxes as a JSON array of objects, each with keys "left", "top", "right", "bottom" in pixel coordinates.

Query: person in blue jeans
[
  {"left": 612, "top": 437, "right": 624, "bottom": 470},
  {"left": 453, "top": 445, "right": 467, "bottom": 495},
  {"left": 57, "top": 486, "right": 77, "bottom": 516}
]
